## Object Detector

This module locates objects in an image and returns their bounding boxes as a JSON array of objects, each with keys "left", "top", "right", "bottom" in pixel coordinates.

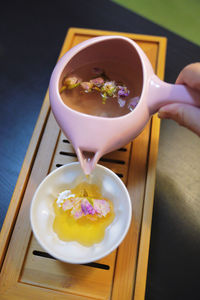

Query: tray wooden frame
[{"left": 0, "top": 28, "right": 167, "bottom": 300}]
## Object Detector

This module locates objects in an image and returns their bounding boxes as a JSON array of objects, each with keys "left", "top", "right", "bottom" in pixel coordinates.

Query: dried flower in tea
[{"left": 60, "top": 68, "right": 130, "bottom": 104}]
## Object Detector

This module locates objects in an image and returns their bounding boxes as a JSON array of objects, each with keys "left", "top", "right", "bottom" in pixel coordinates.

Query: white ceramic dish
[{"left": 30, "top": 162, "right": 132, "bottom": 264}]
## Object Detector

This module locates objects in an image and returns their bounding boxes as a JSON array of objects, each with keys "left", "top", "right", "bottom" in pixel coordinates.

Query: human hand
[{"left": 158, "top": 63, "right": 200, "bottom": 136}]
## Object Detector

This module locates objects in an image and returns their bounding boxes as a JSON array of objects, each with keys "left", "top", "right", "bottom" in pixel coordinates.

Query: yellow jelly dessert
[{"left": 53, "top": 182, "right": 115, "bottom": 246}]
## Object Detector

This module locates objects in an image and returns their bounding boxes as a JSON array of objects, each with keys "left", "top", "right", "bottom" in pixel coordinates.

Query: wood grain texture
[
  {"left": 111, "top": 123, "right": 151, "bottom": 300},
  {"left": 133, "top": 37, "right": 167, "bottom": 300},
  {"left": 0, "top": 92, "right": 50, "bottom": 269},
  {"left": 0, "top": 28, "right": 167, "bottom": 300}
]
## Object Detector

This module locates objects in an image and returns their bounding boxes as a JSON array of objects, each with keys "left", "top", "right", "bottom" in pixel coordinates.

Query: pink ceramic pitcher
[{"left": 49, "top": 36, "right": 200, "bottom": 174}]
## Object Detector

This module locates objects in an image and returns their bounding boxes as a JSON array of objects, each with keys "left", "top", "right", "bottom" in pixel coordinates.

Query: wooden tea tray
[{"left": 0, "top": 28, "right": 167, "bottom": 300}]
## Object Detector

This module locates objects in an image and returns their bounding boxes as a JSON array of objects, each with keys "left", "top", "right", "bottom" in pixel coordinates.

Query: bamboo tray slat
[{"left": 0, "top": 28, "right": 167, "bottom": 300}]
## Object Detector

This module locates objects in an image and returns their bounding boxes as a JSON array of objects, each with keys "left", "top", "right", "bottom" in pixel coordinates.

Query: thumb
[{"left": 158, "top": 103, "right": 200, "bottom": 136}]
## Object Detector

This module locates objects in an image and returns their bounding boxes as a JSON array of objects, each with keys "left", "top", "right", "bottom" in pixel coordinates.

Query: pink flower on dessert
[
  {"left": 81, "top": 199, "right": 95, "bottom": 215},
  {"left": 93, "top": 199, "right": 111, "bottom": 217},
  {"left": 62, "top": 199, "right": 73, "bottom": 211},
  {"left": 58, "top": 191, "right": 111, "bottom": 220}
]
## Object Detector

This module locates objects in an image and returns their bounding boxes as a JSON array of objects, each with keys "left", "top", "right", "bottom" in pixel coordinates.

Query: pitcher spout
[{"left": 77, "top": 149, "right": 100, "bottom": 175}]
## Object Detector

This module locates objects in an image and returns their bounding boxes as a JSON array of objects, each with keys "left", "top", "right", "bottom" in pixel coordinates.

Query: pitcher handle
[{"left": 148, "top": 75, "right": 200, "bottom": 115}]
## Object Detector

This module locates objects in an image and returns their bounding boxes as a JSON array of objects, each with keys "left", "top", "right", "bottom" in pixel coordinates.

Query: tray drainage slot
[
  {"left": 99, "top": 157, "right": 125, "bottom": 165},
  {"left": 59, "top": 151, "right": 77, "bottom": 157},
  {"left": 116, "top": 173, "right": 123, "bottom": 178},
  {"left": 56, "top": 164, "right": 63, "bottom": 168},
  {"left": 118, "top": 147, "right": 127, "bottom": 152},
  {"left": 33, "top": 250, "right": 110, "bottom": 270},
  {"left": 59, "top": 152, "right": 125, "bottom": 165},
  {"left": 62, "top": 139, "right": 70, "bottom": 143}
]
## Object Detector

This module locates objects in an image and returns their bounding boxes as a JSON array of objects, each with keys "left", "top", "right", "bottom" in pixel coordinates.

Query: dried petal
[
  {"left": 118, "top": 86, "right": 130, "bottom": 97},
  {"left": 63, "top": 76, "right": 81, "bottom": 89},
  {"left": 93, "top": 86, "right": 101, "bottom": 92},
  {"left": 90, "top": 77, "right": 104, "bottom": 87},
  {"left": 59, "top": 68, "right": 131, "bottom": 106},
  {"left": 80, "top": 81, "right": 93, "bottom": 91},
  {"left": 101, "top": 81, "right": 117, "bottom": 97}
]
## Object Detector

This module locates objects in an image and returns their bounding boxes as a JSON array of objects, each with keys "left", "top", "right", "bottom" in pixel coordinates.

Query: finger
[
  {"left": 158, "top": 103, "right": 200, "bottom": 136},
  {"left": 176, "top": 63, "right": 200, "bottom": 90}
]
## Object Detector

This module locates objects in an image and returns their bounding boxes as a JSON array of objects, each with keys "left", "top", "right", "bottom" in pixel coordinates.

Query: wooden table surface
[{"left": 0, "top": 1, "right": 200, "bottom": 299}]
